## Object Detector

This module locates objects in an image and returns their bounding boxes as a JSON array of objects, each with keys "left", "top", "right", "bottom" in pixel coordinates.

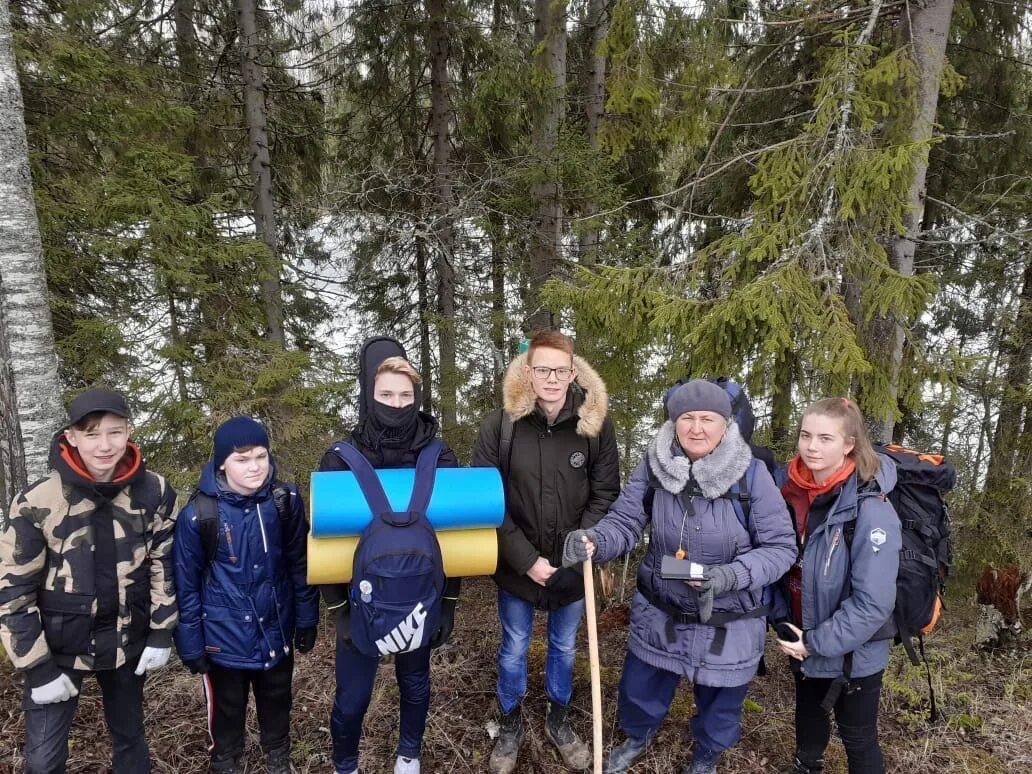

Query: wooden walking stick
[{"left": 583, "top": 556, "right": 603, "bottom": 774}]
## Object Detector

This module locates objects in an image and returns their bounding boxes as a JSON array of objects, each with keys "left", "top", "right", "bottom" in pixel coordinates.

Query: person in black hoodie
[
  {"left": 0, "top": 388, "right": 177, "bottom": 773},
  {"left": 472, "top": 330, "right": 621, "bottom": 774},
  {"left": 320, "top": 337, "right": 460, "bottom": 774}
]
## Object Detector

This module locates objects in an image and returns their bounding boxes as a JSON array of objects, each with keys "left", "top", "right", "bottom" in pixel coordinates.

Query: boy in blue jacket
[{"left": 173, "top": 417, "right": 320, "bottom": 774}]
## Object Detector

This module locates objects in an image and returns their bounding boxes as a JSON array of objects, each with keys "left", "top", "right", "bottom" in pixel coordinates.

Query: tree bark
[
  {"left": 415, "top": 236, "right": 434, "bottom": 414},
  {"left": 577, "top": 0, "right": 608, "bottom": 266},
  {"left": 236, "top": 0, "right": 285, "bottom": 347},
  {"left": 527, "top": 0, "right": 568, "bottom": 332},
  {"left": 985, "top": 257, "right": 1032, "bottom": 491},
  {"left": 428, "top": 0, "right": 457, "bottom": 434},
  {"left": 0, "top": 0, "right": 65, "bottom": 490},
  {"left": 868, "top": 0, "right": 955, "bottom": 441}
]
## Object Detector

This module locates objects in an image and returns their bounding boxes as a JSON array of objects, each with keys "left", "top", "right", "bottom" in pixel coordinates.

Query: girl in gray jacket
[
  {"left": 776, "top": 398, "right": 902, "bottom": 774},
  {"left": 565, "top": 380, "right": 796, "bottom": 774}
]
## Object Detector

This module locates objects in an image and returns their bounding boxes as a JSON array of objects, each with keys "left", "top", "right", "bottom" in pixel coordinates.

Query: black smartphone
[
  {"left": 774, "top": 621, "right": 800, "bottom": 643},
  {"left": 659, "top": 555, "right": 707, "bottom": 581}
]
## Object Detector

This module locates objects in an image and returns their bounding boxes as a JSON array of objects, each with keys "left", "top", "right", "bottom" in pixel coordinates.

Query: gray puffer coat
[{"left": 593, "top": 422, "right": 796, "bottom": 687}]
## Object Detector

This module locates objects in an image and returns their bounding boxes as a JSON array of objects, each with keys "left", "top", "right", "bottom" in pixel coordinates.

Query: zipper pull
[{"left": 823, "top": 528, "right": 841, "bottom": 577}]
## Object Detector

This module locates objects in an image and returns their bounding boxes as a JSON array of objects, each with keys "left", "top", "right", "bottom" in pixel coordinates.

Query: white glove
[
  {"left": 30, "top": 673, "right": 79, "bottom": 705},
  {"left": 134, "top": 646, "right": 171, "bottom": 675}
]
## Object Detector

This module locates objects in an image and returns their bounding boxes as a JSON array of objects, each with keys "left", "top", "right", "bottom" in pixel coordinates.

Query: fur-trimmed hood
[
  {"left": 646, "top": 420, "right": 752, "bottom": 498},
  {"left": 501, "top": 352, "right": 608, "bottom": 438}
]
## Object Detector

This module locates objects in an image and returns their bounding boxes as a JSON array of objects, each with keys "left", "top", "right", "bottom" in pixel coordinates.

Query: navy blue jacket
[{"left": 173, "top": 460, "right": 320, "bottom": 670}]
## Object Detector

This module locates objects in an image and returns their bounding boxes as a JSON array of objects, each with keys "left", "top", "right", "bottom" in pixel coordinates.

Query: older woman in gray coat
[{"left": 565, "top": 380, "right": 796, "bottom": 774}]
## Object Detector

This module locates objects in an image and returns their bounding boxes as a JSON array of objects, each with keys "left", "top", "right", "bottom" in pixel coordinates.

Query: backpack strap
[
  {"left": 498, "top": 413, "right": 515, "bottom": 479},
  {"left": 192, "top": 492, "right": 220, "bottom": 566},
  {"left": 331, "top": 442, "right": 394, "bottom": 521},
  {"left": 407, "top": 439, "right": 444, "bottom": 514}
]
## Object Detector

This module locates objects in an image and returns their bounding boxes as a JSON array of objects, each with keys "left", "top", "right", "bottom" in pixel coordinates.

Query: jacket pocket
[
  {"left": 202, "top": 604, "right": 260, "bottom": 661},
  {"left": 38, "top": 590, "right": 94, "bottom": 656}
]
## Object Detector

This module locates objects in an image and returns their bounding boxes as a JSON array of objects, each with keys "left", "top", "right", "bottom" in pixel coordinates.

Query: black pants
[
  {"left": 204, "top": 654, "right": 294, "bottom": 770},
  {"left": 330, "top": 640, "right": 432, "bottom": 773},
  {"left": 22, "top": 659, "right": 150, "bottom": 774},
  {"left": 793, "top": 670, "right": 885, "bottom": 774}
]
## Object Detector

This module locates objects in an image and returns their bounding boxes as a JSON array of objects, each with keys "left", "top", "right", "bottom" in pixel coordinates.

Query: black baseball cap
[{"left": 67, "top": 388, "right": 132, "bottom": 427}]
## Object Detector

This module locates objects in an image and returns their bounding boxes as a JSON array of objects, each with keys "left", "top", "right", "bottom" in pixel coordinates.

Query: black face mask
[
  {"left": 366, "top": 400, "right": 419, "bottom": 447},
  {"left": 373, "top": 401, "right": 417, "bottom": 430}
]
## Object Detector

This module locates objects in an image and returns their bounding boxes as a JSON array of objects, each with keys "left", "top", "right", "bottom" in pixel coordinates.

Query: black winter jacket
[{"left": 472, "top": 353, "right": 620, "bottom": 609}]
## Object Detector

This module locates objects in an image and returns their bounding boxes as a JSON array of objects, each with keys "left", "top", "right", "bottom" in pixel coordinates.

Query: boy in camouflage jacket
[{"left": 0, "top": 388, "right": 178, "bottom": 773}]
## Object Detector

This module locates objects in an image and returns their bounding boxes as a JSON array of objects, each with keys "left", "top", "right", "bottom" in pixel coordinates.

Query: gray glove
[
  {"left": 561, "top": 529, "right": 599, "bottom": 568},
  {"left": 696, "top": 564, "right": 739, "bottom": 624}
]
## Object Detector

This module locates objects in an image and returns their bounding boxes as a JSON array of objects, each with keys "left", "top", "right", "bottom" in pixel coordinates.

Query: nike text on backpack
[
  {"left": 831, "top": 443, "right": 955, "bottom": 721},
  {"left": 194, "top": 484, "right": 293, "bottom": 566},
  {"left": 331, "top": 439, "right": 446, "bottom": 657}
]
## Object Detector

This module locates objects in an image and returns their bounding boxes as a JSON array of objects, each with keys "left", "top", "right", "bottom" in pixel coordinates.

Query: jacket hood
[
  {"left": 198, "top": 456, "right": 278, "bottom": 502},
  {"left": 501, "top": 352, "right": 608, "bottom": 438},
  {"left": 356, "top": 336, "right": 420, "bottom": 424},
  {"left": 827, "top": 453, "right": 898, "bottom": 524},
  {"left": 646, "top": 420, "right": 752, "bottom": 498},
  {"left": 49, "top": 431, "right": 144, "bottom": 490}
]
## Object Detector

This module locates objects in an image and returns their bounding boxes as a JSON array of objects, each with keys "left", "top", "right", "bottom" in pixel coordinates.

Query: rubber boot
[
  {"left": 602, "top": 736, "right": 647, "bottom": 774},
  {"left": 488, "top": 706, "right": 523, "bottom": 774},
  {"left": 545, "top": 700, "right": 591, "bottom": 770}
]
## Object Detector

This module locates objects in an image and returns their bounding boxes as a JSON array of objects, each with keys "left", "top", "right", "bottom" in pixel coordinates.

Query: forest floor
[{"left": 0, "top": 573, "right": 1028, "bottom": 774}]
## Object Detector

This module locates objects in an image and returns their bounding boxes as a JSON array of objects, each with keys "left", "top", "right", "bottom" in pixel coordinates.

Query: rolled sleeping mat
[
  {"left": 310, "top": 467, "right": 505, "bottom": 537},
  {"left": 307, "top": 528, "right": 499, "bottom": 584}
]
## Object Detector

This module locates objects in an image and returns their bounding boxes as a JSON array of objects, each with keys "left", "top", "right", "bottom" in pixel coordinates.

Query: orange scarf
[{"left": 785, "top": 455, "right": 856, "bottom": 504}]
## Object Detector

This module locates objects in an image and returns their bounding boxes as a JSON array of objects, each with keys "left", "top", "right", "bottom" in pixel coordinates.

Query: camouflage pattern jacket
[{"left": 0, "top": 435, "right": 177, "bottom": 687}]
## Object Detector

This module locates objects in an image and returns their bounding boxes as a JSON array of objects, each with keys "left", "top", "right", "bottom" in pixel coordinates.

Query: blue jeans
[
  {"left": 496, "top": 589, "right": 584, "bottom": 713},
  {"left": 618, "top": 651, "right": 749, "bottom": 763},
  {"left": 330, "top": 639, "right": 431, "bottom": 773}
]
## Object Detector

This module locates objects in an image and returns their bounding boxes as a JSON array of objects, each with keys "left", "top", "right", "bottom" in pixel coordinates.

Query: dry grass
[{"left": 1, "top": 577, "right": 1027, "bottom": 773}]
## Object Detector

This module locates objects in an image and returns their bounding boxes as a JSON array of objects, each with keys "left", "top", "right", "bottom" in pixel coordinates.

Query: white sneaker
[{"left": 395, "top": 756, "right": 420, "bottom": 774}]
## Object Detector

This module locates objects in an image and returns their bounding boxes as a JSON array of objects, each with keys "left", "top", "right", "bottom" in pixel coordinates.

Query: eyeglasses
[{"left": 530, "top": 366, "right": 574, "bottom": 381}]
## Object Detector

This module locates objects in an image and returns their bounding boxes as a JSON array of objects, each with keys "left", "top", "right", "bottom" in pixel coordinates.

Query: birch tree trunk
[
  {"left": 0, "top": 0, "right": 65, "bottom": 494},
  {"left": 868, "top": 0, "right": 955, "bottom": 441},
  {"left": 236, "top": 0, "right": 285, "bottom": 347},
  {"left": 527, "top": 0, "right": 568, "bottom": 332},
  {"left": 428, "top": 0, "right": 457, "bottom": 434}
]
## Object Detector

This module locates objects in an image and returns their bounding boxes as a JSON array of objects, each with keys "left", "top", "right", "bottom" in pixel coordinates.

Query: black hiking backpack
[{"left": 835, "top": 442, "right": 955, "bottom": 721}]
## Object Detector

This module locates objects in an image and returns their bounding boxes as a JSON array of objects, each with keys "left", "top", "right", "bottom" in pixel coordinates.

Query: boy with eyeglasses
[{"left": 472, "top": 330, "right": 620, "bottom": 774}]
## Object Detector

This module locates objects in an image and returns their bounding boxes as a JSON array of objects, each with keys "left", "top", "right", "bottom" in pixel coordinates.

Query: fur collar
[
  {"left": 501, "top": 352, "right": 608, "bottom": 438},
  {"left": 647, "top": 421, "right": 752, "bottom": 498}
]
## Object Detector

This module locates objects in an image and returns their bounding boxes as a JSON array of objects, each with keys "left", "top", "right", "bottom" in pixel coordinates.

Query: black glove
[
  {"left": 430, "top": 599, "right": 457, "bottom": 649},
  {"left": 182, "top": 655, "right": 211, "bottom": 675},
  {"left": 545, "top": 567, "right": 583, "bottom": 598},
  {"left": 294, "top": 626, "right": 317, "bottom": 654},
  {"left": 561, "top": 529, "right": 599, "bottom": 568},
  {"left": 696, "top": 564, "right": 739, "bottom": 624}
]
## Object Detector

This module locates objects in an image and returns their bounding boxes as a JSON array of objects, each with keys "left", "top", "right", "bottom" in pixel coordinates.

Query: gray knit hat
[{"left": 665, "top": 379, "right": 732, "bottom": 421}]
